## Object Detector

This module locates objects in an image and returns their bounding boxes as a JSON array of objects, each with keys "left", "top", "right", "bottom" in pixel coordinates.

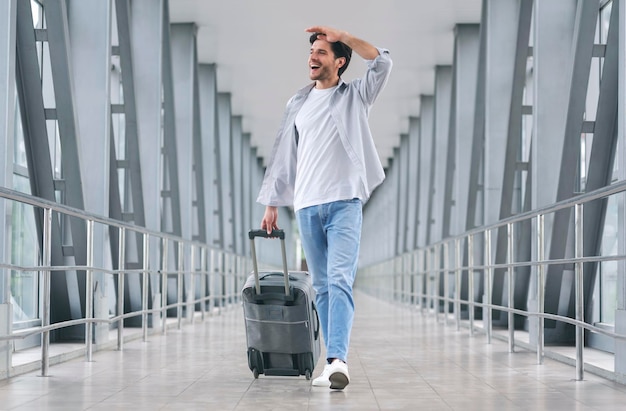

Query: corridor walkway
[{"left": 2, "top": 292, "right": 626, "bottom": 410}]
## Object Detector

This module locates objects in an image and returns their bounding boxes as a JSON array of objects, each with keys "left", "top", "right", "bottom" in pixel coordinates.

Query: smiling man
[{"left": 257, "top": 26, "right": 392, "bottom": 390}]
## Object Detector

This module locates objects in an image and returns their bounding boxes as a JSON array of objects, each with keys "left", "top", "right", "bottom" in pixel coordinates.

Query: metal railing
[
  {"left": 0, "top": 186, "right": 251, "bottom": 377},
  {"left": 358, "top": 179, "right": 626, "bottom": 383}
]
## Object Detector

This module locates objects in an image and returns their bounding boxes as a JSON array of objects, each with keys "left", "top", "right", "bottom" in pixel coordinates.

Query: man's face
[{"left": 308, "top": 39, "right": 342, "bottom": 82}]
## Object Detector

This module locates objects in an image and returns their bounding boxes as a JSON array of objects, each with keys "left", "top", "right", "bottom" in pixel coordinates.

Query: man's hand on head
[{"left": 305, "top": 26, "right": 346, "bottom": 44}]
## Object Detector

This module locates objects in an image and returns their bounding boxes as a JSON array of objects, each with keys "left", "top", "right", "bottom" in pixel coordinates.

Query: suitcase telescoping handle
[{"left": 248, "top": 229, "right": 290, "bottom": 297}]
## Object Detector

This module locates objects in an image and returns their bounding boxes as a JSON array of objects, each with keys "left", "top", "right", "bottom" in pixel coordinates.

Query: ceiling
[{"left": 169, "top": 0, "right": 482, "bottom": 167}]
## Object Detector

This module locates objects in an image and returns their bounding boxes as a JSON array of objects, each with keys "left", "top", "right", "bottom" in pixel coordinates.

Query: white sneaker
[
  {"left": 312, "top": 364, "right": 331, "bottom": 387},
  {"left": 327, "top": 359, "right": 350, "bottom": 390}
]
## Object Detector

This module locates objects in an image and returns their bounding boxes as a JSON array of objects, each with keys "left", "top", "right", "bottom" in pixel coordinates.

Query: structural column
[
  {"left": 231, "top": 116, "right": 244, "bottom": 254},
  {"left": 129, "top": 0, "right": 167, "bottom": 319},
  {"left": 217, "top": 93, "right": 235, "bottom": 252},
  {"left": 241, "top": 132, "right": 252, "bottom": 257},
  {"left": 171, "top": 23, "right": 199, "bottom": 242},
  {"left": 131, "top": 0, "right": 163, "bottom": 234},
  {"left": 443, "top": 24, "right": 479, "bottom": 238},
  {"left": 198, "top": 64, "right": 222, "bottom": 249},
  {"left": 616, "top": 0, "right": 626, "bottom": 380},
  {"left": 485, "top": 0, "right": 532, "bottom": 325},
  {"left": 532, "top": 0, "right": 589, "bottom": 343},
  {"left": 0, "top": 0, "right": 16, "bottom": 377},
  {"left": 67, "top": 0, "right": 113, "bottom": 342},
  {"left": 395, "top": 134, "right": 409, "bottom": 254},
  {"left": 427, "top": 66, "right": 452, "bottom": 244},
  {"left": 406, "top": 117, "right": 420, "bottom": 251},
  {"left": 417, "top": 96, "right": 434, "bottom": 248}
]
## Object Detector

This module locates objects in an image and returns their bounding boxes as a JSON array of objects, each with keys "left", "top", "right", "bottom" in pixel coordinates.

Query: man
[{"left": 257, "top": 25, "right": 392, "bottom": 390}]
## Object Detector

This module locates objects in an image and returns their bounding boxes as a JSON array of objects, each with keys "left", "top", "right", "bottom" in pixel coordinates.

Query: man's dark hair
[{"left": 309, "top": 32, "right": 352, "bottom": 77}]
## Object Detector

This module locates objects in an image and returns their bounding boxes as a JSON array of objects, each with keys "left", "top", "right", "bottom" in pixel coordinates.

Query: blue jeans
[{"left": 296, "top": 199, "right": 362, "bottom": 363}]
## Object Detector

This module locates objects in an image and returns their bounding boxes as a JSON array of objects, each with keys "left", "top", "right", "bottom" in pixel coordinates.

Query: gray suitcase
[{"left": 242, "top": 229, "right": 320, "bottom": 379}]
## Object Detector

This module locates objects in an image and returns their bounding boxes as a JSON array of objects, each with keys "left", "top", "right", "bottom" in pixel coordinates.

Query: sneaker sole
[
  {"left": 329, "top": 372, "right": 349, "bottom": 390},
  {"left": 311, "top": 380, "right": 330, "bottom": 387}
]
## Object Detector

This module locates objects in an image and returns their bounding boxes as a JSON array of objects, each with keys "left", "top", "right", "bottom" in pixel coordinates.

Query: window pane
[
  {"left": 600, "top": 195, "right": 618, "bottom": 324},
  {"left": 10, "top": 175, "right": 39, "bottom": 322}
]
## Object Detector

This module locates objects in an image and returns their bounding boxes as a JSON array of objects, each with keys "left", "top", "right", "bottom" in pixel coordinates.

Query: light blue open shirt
[{"left": 257, "top": 47, "right": 393, "bottom": 207}]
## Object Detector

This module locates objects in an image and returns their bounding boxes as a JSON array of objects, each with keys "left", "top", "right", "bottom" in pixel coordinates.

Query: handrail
[
  {"left": 0, "top": 186, "right": 216, "bottom": 249},
  {"left": 358, "top": 179, "right": 626, "bottom": 384},
  {"left": 0, "top": 186, "right": 252, "bottom": 378},
  {"left": 403, "top": 179, "right": 626, "bottom": 254}
]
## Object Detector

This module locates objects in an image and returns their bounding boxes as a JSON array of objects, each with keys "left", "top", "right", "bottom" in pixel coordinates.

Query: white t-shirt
[{"left": 293, "top": 86, "right": 366, "bottom": 211}]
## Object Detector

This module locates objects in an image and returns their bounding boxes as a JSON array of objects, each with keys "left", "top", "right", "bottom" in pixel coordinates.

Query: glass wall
[
  {"left": 11, "top": 96, "right": 39, "bottom": 324},
  {"left": 10, "top": 0, "right": 45, "bottom": 338},
  {"left": 590, "top": 1, "right": 617, "bottom": 335}
]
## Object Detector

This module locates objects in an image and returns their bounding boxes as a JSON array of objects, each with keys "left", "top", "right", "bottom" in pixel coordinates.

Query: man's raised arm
[{"left": 305, "top": 26, "right": 379, "bottom": 60}]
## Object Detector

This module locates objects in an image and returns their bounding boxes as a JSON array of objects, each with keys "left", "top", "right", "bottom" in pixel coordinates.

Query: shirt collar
[{"left": 296, "top": 78, "right": 347, "bottom": 96}]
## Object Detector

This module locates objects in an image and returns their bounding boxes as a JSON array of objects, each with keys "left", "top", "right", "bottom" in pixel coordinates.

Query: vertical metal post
[
  {"left": 41, "top": 208, "right": 52, "bottom": 377},
  {"left": 507, "top": 223, "right": 515, "bottom": 353},
  {"left": 406, "top": 253, "right": 411, "bottom": 305},
  {"left": 412, "top": 253, "right": 416, "bottom": 306},
  {"left": 412, "top": 251, "right": 418, "bottom": 307},
  {"left": 575, "top": 203, "right": 584, "bottom": 381},
  {"left": 455, "top": 237, "right": 461, "bottom": 331},
  {"left": 117, "top": 227, "right": 125, "bottom": 350},
  {"left": 224, "top": 253, "right": 230, "bottom": 306},
  {"left": 177, "top": 241, "right": 184, "bottom": 329},
  {"left": 228, "top": 253, "right": 232, "bottom": 305},
  {"left": 85, "top": 220, "right": 94, "bottom": 362},
  {"left": 189, "top": 244, "right": 195, "bottom": 323},
  {"left": 418, "top": 249, "right": 424, "bottom": 314},
  {"left": 616, "top": 0, "right": 626, "bottom": 379},
  {"left": 425, "top": 248, "right": 432, "bottom": 314},
  {"left": 142, "top": 233, "right": 149, "bottom": 342},
  {"left": 410, "top": 252, "right": 416, "bottom": 307},
  {"left": 485, "top": 229, "right": 492, "bottom": 344},
  {"left": 235, "top": 254, "right": 240, "bottom": 304},
  {"left": 411, "top": 250, "right": 421, "bottom": 308},
  {"left": 468, "top": 234, "right": 475, "bottom": 336},
  {"left": 401, "top": 256, "right": 405, "bottom": 304},
  {"left": 537, "top": 215, "right": 545, "bottom": 363},
  {"left": 234, "top": 255, "right": 239, "bottom": 304},
  {"left": 434, "top": 245, "right": 440, "bottom": 322},
  {"left": 394, "top": 257, "right": 397, "bottom": 302},
  {"left": 217, "top": 251, "right": 224, "bottom": 309},
  {"left": 240, "top": 255, "right": 245, "bottom": 304},
  {"left": 235, "top": 255, "right": 240, "bottom": 303},
  {"left": 200, "top": 247, "right": 207, "bottom": 320},
  {"left": 161, "top": 237, "right": 168, "bottom": 334},
  {"left": 399, "top": 255, "right": 404, "bottom": 304},
  {"left": 210, "top": 248, "right": 215, "bottom": 312},
  {"left": 231, "top": 253, "right": 236, "bottom": 304},
  {"left": 443, "top": 241, "right": 450, "bottom": 324}
]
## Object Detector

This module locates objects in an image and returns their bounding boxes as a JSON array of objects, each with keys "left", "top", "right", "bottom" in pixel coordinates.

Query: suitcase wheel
[
  {"left": 305, "top": 369, "right": 311, "bottom": 380},
  {"left": 253, "top": 368, "right": 259, "bottom": 379}
]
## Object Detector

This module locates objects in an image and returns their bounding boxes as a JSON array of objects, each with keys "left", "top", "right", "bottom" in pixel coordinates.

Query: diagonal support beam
[
  {"left": 161, "top": 0, "right": 182, "bottom": 239},
  {"left": 16, "top": 0, "right": 87, "bottom": 332},
  {"left": 581, "top": 1, "right": 620, "bottom": 323},
  {"left": 199, "top": 64, "right": 223, "bottom": 248},
  {"left": 542, "top": 1, "right": 599, "bottom": 338}
]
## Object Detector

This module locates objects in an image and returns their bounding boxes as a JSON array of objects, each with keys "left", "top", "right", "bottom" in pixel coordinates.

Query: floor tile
[{"left": 1, "top": 292, "right": 626, "bottom": 410}]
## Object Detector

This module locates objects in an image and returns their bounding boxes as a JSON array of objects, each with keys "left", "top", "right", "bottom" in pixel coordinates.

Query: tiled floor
[{"left": 2, "top": 292, "right": 626, "bottom": 410}]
